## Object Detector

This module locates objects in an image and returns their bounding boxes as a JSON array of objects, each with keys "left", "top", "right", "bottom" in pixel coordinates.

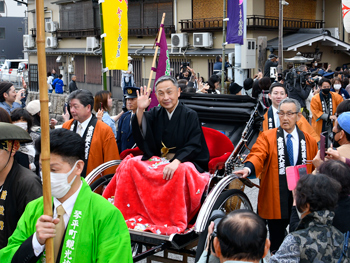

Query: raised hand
[
  {"left": 136, "top": 85, "right": 151, "bottom": 111},
  {"left": 96, "top": 109, "right": 104, "bottom": 121}
]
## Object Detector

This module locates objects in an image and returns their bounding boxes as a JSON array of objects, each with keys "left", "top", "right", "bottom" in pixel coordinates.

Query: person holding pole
[{"left": 0, "top": 129, "right": 132, "bottom": 263}]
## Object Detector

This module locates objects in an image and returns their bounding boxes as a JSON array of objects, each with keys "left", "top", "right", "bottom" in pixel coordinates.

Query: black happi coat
[
  {"left": 0, "top": 161, "right": 42, "bottom": 249},
  {"left": 132, "top": 102, "right": 209, "bottom": 172}
]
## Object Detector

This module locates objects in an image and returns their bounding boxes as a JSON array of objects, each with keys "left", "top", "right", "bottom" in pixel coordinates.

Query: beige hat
[
  {"left": 128, "top": 56, "right": 133, "bottom": 61},
  {"left": 26, "top": 100, "right": 51, "bottom": 115}
]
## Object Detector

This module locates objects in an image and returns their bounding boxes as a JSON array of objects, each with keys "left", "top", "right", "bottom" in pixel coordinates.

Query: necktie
[
  {"left": 77, "top": 124, "right": 83, "bottom": 137},
  {"left": 275, "top": 112, "right": 280, "bottom": 127},
  {"left": 54, "top": 205, "right": 66, "bottom": 262},
  {"left": 286, "top": 134, "right": 294, "bottom": 166}
]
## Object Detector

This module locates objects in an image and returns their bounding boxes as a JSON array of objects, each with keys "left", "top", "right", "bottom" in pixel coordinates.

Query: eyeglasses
[{"left": 277, "top": 111, "right": 298, "bottom": 117}]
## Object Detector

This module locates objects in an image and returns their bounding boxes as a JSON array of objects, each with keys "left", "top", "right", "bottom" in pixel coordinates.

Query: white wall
[{"left": 1, "top": 0, "right": 26, "bottom": 17}]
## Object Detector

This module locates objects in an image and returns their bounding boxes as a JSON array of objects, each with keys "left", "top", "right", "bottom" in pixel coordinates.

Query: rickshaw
[{"left": 85, "top": 93, "right": 266, "bottom": 262}]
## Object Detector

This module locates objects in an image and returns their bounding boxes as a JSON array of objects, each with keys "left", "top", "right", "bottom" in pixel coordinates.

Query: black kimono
[
  {"left": 132, "top": 102, "right": 209, "bottom": 172},
  {"left": 0, "top": 160, "right": 42, "bottom": 249}
]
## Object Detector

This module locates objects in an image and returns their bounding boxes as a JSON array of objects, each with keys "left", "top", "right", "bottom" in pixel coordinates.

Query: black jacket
[
  {"left": 69, "top": 80, "right": 78, "bottom": 93},
  {"left": 286, "top": 83, "right": 312, "bottom": 108}
]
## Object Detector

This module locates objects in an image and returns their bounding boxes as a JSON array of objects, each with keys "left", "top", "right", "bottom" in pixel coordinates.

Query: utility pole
[
  {"left": 278, "top": 0, "right": 283, "bottom": 73},
  {"left": 221, "top": 0, "right": 227, "bottom": 94},
  {"left": 278, "top": 0, "right": 289, "bottom": 73}
]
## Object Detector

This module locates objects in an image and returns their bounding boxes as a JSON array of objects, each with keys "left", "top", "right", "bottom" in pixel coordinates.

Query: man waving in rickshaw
[{"left": 103, "top": 75, "right": 210, "bottom": 235}]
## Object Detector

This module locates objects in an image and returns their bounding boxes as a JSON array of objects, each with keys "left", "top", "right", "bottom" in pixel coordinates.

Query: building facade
[
  {"left": 25, "top": 0, "right": 350, "bottom": 96},
  {"left": 0, "top": 0, "right": 27, "bottom": 61}
]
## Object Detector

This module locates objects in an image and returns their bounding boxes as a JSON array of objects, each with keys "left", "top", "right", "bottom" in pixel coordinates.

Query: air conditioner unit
[
  {"left": 325, "top": 27, "right": 339, "bottom": 39},
  {"left": 46, "top": 37, "right": 58, "bottom": 48},
  {"left": 193, "top": 32, "right": 213, "bottom": 48},
  {"left": 171, "top": 33, "right": 188, "bottom": 48},
  {"left": 23, "top": 35, "right": 35, "bottom": 49},
  {"left": 45, "top": 21, "right": 59, "bottom": 33},
  {"left": 86, "top": 37, "right": 99, "bottom": 52}
]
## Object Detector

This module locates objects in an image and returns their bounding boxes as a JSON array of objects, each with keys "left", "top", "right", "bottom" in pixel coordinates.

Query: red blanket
[{"left": 103, "top": 155, "right": 210, "bottom": 235}]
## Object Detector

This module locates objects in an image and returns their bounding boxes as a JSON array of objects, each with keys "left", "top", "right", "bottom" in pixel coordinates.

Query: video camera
[
  {"left": 181, "top": 62, "right": 190, "bottom": 69},
  {"left": 285, "top": 68, "right": 316, "bottom": 89}
]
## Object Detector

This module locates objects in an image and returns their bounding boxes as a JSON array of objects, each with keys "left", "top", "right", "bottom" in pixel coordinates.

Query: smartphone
[
  {"left": 298, "top": 166, "right": 307, "bottom": 177},
  {"left": 63, "top": 102, "right": 68, "bottom": 114},
  {"left": 197, "top": 72, "right": 200, "bottom": 79},
  {"left": 286, "top": 164, "right": 307, "bottom": 191},
  {"left": 320, "top": 131, "right": 328, "bottom": 161},
  {"left": 100, "top": 102, "right": 102, "bottom": 111}
]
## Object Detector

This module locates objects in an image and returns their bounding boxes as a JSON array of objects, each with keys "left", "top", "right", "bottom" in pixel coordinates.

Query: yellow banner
[{"left": 102, "top": 0, "right": 128, "bottom": 70}]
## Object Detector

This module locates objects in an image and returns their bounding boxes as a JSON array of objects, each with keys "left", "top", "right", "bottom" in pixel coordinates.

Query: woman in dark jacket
[
  {"left": 290, "top": 160, "right": 350, "bottom": 233},
  {"left": 271, "top": 174, "right": 348, "bottom": 263}
]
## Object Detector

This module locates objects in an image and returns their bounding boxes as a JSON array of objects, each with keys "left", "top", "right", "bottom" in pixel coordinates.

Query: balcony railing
[
  {"left": 246, "top": 15, "right": 324, "bottom": 31},
  {"left": 180, "top": 18, "right": 223, "bottom": 32},
  {"left": 129, "top": 25, "right": 175, "bottom": 37},
  {"left": 56, "top": 28, "right": 101, "bottom": 38},
  {"left": 180, "top": 16, "right": 324, "bottom": 32}
]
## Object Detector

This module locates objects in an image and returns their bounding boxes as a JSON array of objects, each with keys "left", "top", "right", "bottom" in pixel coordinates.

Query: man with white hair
[{"left": 235, "top": 97, "right": 318, "bottom": 254}]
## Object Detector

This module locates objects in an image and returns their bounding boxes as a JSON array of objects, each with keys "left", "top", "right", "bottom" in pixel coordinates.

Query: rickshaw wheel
[
  {"left": 195, "top": 189, "right": 253, "bottom": 262},
  {"left": 89, "top": 173, "right": 114, "bottom": 193}
]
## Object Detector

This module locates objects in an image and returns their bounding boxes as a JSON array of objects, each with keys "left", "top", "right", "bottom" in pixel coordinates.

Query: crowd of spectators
[{"left": 2, "top": 55, "right": 350, "bottom": 262}]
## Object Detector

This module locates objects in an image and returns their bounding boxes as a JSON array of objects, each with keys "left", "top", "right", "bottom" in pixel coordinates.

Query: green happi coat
[{"left": 0, "top": 178, "right": 132, "bottom": 263}]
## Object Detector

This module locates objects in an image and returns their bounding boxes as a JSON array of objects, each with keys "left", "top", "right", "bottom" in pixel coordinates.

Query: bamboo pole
[
  {"left": 146, "top": 13, "right": 166, "bottom": 93},
  {"left": 36, "top": 0, "right": 53, "bottom": 261}
]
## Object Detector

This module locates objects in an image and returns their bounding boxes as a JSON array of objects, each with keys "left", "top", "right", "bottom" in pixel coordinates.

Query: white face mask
[
  {"left": 40, "top": 161, "right": 79, "bottom": 199},
  {"left": 314, "top": 62, "right": 318, "bottom": 66},
  {"left": 334, "top": 84, "right": 341, "bottom": 90},
  {"left": 14, "top": 122, "right": 28, "bottom": 131}
]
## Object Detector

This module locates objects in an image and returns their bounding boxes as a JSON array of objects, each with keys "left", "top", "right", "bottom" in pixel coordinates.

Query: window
[
  {"left": 0, "top": 28, "right": 5, "bottom": 39},
  {"left": 0, "top": 1, "right": 4, "bottom": 13},
  {"left": 129, "top": 0, "right": 173, "bottom": 30},
  {"left": 29, "top": 64, "right": 39, "bottom": 92},
  {"left": 59, "top": 1, "right": 98, "bottom": 30},
  {"left": 17, "top": 2, "right": 21, "bottom": 6}
]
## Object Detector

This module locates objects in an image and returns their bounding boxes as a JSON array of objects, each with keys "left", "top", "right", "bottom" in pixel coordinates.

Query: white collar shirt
[
  {"left": 77, "top": 114, "right": 92, "bottom": 136},
  {"left": 283, "top": 126, "right": 299, "bottom": 166},
  {"left": 32, "top": 180, "right": 83, "bottom": 256},
  {"left": 166, "top": 101, "right": 179, "bottom": 120}
]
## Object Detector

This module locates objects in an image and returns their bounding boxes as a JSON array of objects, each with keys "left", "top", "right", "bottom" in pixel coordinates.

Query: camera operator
[
  {"left": 285, "top": 65, "right": 313, "bottom": 119},
  {"left": 179, "top": 62, "right": 191, "bottom": 81},
  {"left": 197, "top": 210, "right": 270, "bottom": 263},
  {"left": 264, "top": 54, "right": 278, "bottom": 83}
]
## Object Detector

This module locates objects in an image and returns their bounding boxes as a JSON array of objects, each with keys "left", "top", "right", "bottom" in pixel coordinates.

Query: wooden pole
[
  {"left": 146, "top": 13, "right": 166, "bottom": 93},
  {"left": 99, "top": 0, "right": 108, "bottom": 90},
  {"left": 36, "top": 0, "right": 53, "bottom": 261}
]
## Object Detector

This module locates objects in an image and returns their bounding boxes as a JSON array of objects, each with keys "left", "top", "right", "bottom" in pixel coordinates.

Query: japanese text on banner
[{"left": 102, "top": 0, "right": 128, "bottom": 70}]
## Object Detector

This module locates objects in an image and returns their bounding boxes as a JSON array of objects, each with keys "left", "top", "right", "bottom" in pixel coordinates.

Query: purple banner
[
  {"left": 149, "top": 27, "right": 170, "bottom": 109},
  {"left": 226, "top": 0, "right": 244, "bottom": 45}
]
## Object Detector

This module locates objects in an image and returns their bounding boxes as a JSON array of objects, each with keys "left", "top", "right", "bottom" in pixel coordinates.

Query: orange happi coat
[
  {"left": 245, "top": 127, "right": 318, "bottom": 220},
  {"left": 310, "top": 92, "right": 343, "bottom": 135},
  {"left": 263, "top": 109, "right": 320, "bottom": 142},
  {"left": 62, "top": 119, "right": 120, "bottom": 176}
]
